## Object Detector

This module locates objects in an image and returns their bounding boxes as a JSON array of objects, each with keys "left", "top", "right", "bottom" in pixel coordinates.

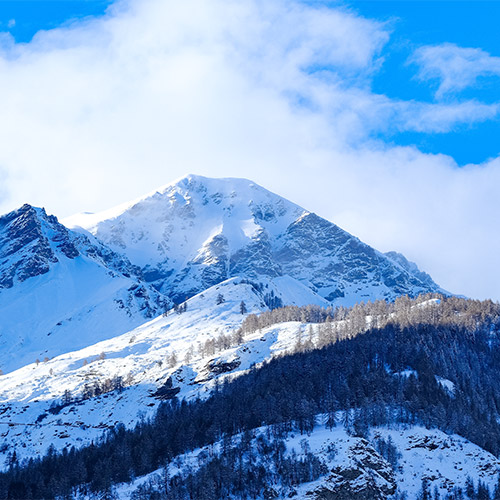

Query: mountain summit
[
  {"left": 66, "top": 174, "right": 444, "bottom": 305},
  {"left": 0, "top": 203, "right": 165, "bottom": 373}
]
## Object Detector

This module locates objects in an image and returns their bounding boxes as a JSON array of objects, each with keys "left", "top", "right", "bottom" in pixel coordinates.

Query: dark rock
[
  {"left": 207, "top": 358, "right": 241, "bottom": 375},
  {"left": 152, "top": 376, "right": 181, "bottom": 400}
]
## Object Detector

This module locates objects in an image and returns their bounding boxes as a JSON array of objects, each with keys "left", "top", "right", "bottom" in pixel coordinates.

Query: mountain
[
  {"left": 2, "top": 293, "right": 500, "bottom": 500},
  {"left": 65, "top": 174, "right": 444, "bottom": 306},
  {"left": 0, "top": 175, "right": 468, "bottom": 500},
  {"left": 0, "top": 175, "right": 446, "bottom": 373},
  {"left": 0, "top": 204, "right": 167, "bottom": 373}
]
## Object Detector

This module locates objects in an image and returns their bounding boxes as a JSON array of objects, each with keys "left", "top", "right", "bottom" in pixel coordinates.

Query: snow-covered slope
[
  {"left": 0, "top": 278, "right": 492, "bottom": 499},
  {"left": 65, "top": 174, "right": 444, "bottom": 306},
  {"left": 0, "top": 204, "right": 166, "bottom": 373},
  {"left": 115, "top": 421, "right": 500, "bottom": 500},
  {"left": 0, "top": 277, "right": 328, "bottom": 465}
]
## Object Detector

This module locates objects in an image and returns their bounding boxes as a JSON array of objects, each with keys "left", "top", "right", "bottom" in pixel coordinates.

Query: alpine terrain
[
  {"left": 0, "top": 175, "right": 499, "bottom": 500},
  {"left": 65, "top": 175, "right": 444, "bottom": 305}
]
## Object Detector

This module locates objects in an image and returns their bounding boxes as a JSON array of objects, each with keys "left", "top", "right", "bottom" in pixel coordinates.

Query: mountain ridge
[
  {"left": 0, "top": 203, "right": 168, "bottom": 373},
  {"left": 64, "top": 174, "right": 445, "bottom": 305},
  {"left": 0, "top": 174, "right": 446, "bottom": 373}
]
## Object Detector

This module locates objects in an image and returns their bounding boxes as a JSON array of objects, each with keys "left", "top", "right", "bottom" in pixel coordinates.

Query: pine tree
[
  {"left": 240, "top": 301, "right": 247, "bottom": 315},
  {"left": 466, "top": 477, "right": 475, "bottom": 499},
  {"left": 62, "top": 389, "right": 72, "bottom": 406}
]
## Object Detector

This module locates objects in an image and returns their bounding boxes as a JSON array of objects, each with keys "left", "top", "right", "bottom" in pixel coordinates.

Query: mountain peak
[
  {"left": 63, "top": 175, "right": 443, "bottom": 305},
  {"left": 168, "top": 173, "right": 260, "bottom": 190},
  {"left": 149, "top": 174, "right": 297, "bottom": 217},
  {"left": 2, "top": 203, "right": 45, "bottom": 225},
  {"left": 65, "top": 175, "right": 290, "bottom": 232},
  {"left": 0, "top": 203, "right": 81, "bottom": 288}
]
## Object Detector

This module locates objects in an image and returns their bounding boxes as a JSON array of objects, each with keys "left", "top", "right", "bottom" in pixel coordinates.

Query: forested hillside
[{"left": 2, "top": 295, "right": 500, "bottom": 499}]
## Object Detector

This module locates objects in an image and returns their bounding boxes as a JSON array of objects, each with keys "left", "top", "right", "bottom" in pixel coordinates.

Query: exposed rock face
[
  {"left": 275, "top": 212, "right": 435, "bottom": 302},
  {"left": 206, "top": 358, "right": 241, "bottom": 375},
  {"left": 310, "top": 439, "right": 396, "bottom": 500},
  {"left": 385, "top": 251, "right": 437, "bottom": 290},
  {"left": 0, "top": 203, "right": 150, "bottom": 290},
  {"left": 152, "top": 376, "right": 181, "bottom": 400},
  {"left": 0, "top": 205, "right": 71, "bottom": 288},
  {"left": 67, "top": 175, "right": 445, "bottom": 306},
  {"left": 0, "top": 204, "right": 168, "bottom": 373},
  {"left": 194, "top": 356, "right": 243, "bottom": 384}
]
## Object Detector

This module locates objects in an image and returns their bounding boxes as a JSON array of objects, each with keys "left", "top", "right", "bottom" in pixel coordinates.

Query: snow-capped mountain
[
  {"left": 0, "top": 175, "right": 446, "bottom": 374},
  {"left": 0, "top": 204, "right": 166, "bottom": 373},
  {"left": 66, "top": 174, "right": 444, "bottom": 305},
  {"left": 0, "top": 175, "right": 467, "bottom": 500}
]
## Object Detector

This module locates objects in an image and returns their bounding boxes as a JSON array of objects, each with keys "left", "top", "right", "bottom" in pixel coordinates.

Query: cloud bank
[{"left": 0, "top": 0, "right": 499, "bottom": 301}]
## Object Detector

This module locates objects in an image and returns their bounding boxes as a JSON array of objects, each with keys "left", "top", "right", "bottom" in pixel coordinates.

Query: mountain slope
[
  {"left": 0, "top": 277, "right": 328, "bottom": 465},
  {"left": 65, "top": 174, "right": 444, "bottom": 306},
  {"left": 117, "top": 423, "right": 500, "bottom": 500},
  {"left": 1, "top": 294, "right": 500, "bottom": 499},
  {"left": 0, "top": 204, "right": 167, "bottom": 373}
]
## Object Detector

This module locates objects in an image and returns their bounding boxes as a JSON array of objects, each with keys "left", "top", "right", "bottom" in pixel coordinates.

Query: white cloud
[
  {"left": 0, "top": 0, "right": 498, "bottom": 301},
  {"left": 393, "top": 99, "right": 499, "bottom": 133},
  {"left": 410, "top": 42, "right": 500, "bottom": 98}
]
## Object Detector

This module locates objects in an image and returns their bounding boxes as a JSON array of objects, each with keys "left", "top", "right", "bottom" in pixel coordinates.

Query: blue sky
[
  {"left": 0, "top": 1, "right": 113, "bottom": 42},
  {"left": 351, "top": 1, "right": 500, "bottom": 165},
  {"left": 0, "top": 0, "right": 499, "bottom": 301},
  {"left": 1, "top": 1, "right": 498, "bottom": 165}
]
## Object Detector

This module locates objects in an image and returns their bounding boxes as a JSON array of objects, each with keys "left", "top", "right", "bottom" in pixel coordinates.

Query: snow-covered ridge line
[{"left": 64, "top": 174, "right": 296, "bottom": 231}]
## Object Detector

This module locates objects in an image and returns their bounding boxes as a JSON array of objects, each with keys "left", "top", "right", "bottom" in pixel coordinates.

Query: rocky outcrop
[
  {"left": 0, "top": 205, "right": 69, "bottom": 288},
  {"left": 309, "top": 439, "right": 396, "bottom": 500}
]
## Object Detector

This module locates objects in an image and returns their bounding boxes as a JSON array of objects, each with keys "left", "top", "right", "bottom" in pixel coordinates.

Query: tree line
[{"left": 2, "top": 295, "right": 500, "bottom": 498}]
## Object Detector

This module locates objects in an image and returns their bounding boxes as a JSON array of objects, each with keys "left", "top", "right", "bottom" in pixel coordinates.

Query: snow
[
  {"left": 436, "top": 376, "right": 456, "bottom": 395},
  {"left": 0, "top": 255, "right": 147, "bottom": 373},
  {"left": 394, "top": 369, "right": 418, "bottom": 378},
  {"left": 0, "top": 277, "right": 329, "bottom": 465},
  {"left": 415, "top": 297, "right": 442, "bottom": 308},
  {"left": 381, "top": 426, "right": 500, "bottom": 498},
  {"left": 112, "top": 419, "right": 500, "bottom": 500}
]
